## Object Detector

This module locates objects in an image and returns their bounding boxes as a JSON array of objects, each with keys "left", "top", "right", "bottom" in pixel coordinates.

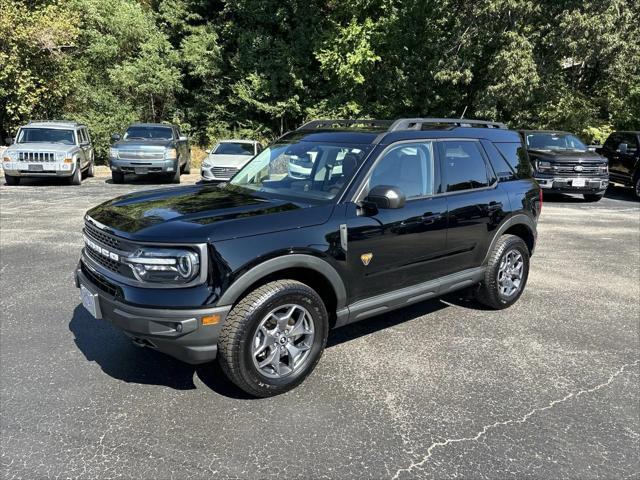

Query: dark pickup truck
[
  {"left": 77, "top": 117, "right": 541, "bottom": 397},
  {"left": 109, "top": 123, "right": 191, "bottom": 184},
  {"left": 520, "top": 130, "right": 609, "bottom": 202},
  {"left": 597, "top": 131, "right": 640, "bottom": 199}
]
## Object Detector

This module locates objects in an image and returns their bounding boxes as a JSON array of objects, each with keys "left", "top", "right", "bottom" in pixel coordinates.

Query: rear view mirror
[
  {"left": 618, "top": 143, "right": 628, "bottom": 154},
  {"left": 364, "top": 185, "right": 406, "bottom": 210},
  {"left": 111, "top": 133, "right": 121, "bottom": 143}
]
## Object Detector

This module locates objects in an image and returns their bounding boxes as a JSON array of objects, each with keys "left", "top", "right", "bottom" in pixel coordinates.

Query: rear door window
[
  {"left": 439, "top": 141, "right": 494, "bottom": 192},
  {"left": 494, "top": 142, "right": 533, "bottom": 178}
]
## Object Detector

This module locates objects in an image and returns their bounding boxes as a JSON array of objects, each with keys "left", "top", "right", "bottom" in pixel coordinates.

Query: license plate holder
[
  {"left": 28, "top": 164, "right": 44, "bottom": 172},
  {"left": 134, "top": 167, "right": 148, "bottom": 175},
  {"left": 80, "top": 285, "right": 101, "bottom": 319},
  {"left": 572, "top": 178, "right": 586, "bottom": 187}
]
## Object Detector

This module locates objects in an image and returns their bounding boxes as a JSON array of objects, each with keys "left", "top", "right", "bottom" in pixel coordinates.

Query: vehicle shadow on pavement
[{"left": 69, "top": 304, "right": 255, "bottom": 398}]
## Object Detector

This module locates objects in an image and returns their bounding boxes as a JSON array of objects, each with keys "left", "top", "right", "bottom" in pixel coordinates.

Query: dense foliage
[{"left": 1, "top": 0, "right": 638, "bottom": 160}]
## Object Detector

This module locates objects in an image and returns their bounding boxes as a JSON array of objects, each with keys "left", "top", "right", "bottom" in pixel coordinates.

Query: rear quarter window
[{"left": 494, "top": 142, "right": 533, "bottom": 179}]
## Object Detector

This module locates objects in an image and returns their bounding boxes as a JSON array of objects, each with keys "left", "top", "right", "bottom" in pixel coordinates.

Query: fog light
[
  {"left": 175, "top": 323, "right": 183, "bottom": 333},
  {"left": 201, "top": 315, "right": 220, "bottom": 326}
]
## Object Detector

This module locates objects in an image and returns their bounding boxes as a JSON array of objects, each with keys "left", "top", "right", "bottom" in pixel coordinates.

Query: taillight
[{"left": 539, "top": 189, "right": 543, "bottom": 214}]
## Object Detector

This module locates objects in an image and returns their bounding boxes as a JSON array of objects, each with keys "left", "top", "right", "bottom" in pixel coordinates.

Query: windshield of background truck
[
  {"left": 124, "top": 126, "right": 173, "bottom": 140},
  {"left": 17, "top": 128, "right": 76, "bottom": 145},
  {"left": 526, "top": 133, "right": 587, "bottom": 152}
]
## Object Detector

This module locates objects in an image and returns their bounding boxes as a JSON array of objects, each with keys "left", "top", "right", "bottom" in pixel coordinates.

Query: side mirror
[
  {"left": 595, "top": 147, "right": 603, "bottom": 155},
  {"left": 179, "top": 136, "right": 187, "bottom": 142},
  {"left": 111, "top": 133, "right": 121, "bottom": 143},
  {"left": 205, "top": 149, "right": 211, "bottom": 154},
  {"left": 618, "top": 143, "right": 628, "bottom": 154},
  {"left": 5, "top": 137, "right": 13, "bottom": 145},
  {"left": 364, "top": 185, "right": 406, "bottom": 210}
]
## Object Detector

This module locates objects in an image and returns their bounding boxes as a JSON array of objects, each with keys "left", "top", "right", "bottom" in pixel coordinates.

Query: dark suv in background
[
  {"left": 76, "top": 118, "right": 541, "bottom": 397},
  {"left": 109, "top": 123, "right": 191, "bottom": 184},
  {"left": 597, "top": 131, "right": 640, "bottom": 199},
  {"left": 520, "top": 130, "right": 609, "bottom": 201}
]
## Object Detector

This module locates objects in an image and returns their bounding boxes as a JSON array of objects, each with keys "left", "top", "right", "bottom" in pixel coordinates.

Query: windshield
[
  {"left": 229, "top": 141, "right": 372, "bottom": 203},
  {"left": 214, "top": 142, "right": 255, "bottom": 155},
  {"left": 17, "top": 128, "right": 75, "bottom": 145},
  {"left": 124, "top": 126, "right": 173, "bottom": 140},
  {"left": 526, "top": 133, "right": 587, "bottom": 152}
]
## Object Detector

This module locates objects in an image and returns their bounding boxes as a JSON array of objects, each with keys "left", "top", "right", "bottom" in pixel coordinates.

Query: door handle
[
  {"left": 421, "top": 213, "right": 442, "bottom": 224},
  {"left": 488, "top": 201, "right": 503, "bottom": 212}
]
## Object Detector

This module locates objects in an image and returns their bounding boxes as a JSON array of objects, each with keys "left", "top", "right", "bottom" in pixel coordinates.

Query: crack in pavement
[{"left": 391, "top": 359, "right": 640, "bottom": 480}]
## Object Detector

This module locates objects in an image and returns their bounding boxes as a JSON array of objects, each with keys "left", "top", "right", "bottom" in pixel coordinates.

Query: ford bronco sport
[
  {"left": 75, "top": 118, "right": 541, "bottom": 397},
  {"left": 3, "top": 120, "right": 95, "bottom": 185}
]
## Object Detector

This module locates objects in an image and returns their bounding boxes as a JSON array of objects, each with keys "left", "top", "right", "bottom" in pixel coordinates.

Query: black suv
[
  {"left": 520, "top": 130, "right": 609, "bottom": 202},
  {"left": 597, "top": 131, "right": 640, "bottom": 199},
  {"left": 75, "top": 118, "right": 541, "bottom": 397}
]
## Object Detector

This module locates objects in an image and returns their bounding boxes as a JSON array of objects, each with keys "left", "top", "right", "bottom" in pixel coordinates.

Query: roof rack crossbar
[
  {"left": 297, "top": 119, "right": 394, "bottom": 131},
  {"left": 27, "top": 119, "right": 80, "bottom": 125},
  {"left": 388, "top": 118, "right": 507, "bottom": 131}
]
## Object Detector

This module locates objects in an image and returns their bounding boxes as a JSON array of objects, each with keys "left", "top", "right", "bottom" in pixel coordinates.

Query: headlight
[
  {"left": 5, "top": 151, "right": 18, "bottom": 161},
  {"left": 202, "top": 159, "right": 211, "bottom": 168},
  {"left": 109, "top": 148, "right": 119, "bottom": 159},
  {"left": 165, "top": 148, "right": 177, "bottom": 159},
  {"left": 536, "top": 160, "right": 552, "bottom": 171},
  {"left": 124, "top": 247, "right": 200, "bottom": 284},
  {"left": 55, "top": 152, "right": 71, "bottom": 161}
]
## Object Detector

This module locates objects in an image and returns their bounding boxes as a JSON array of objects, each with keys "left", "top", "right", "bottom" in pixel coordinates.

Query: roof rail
[
  {"left": 297, "top": 119, "right": 393, "bottom": 131},
  {"left": 28, "top": 119, "right": 80, "bottom": 125},
  {"left": 388, "top": 118, "right": 507, "bottom": 131}
]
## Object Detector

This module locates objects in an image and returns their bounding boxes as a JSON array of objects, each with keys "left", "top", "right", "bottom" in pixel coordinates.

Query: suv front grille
[
  {"left": 86, "top": 247, "right": 119, "bottom": 273},
  {"left": 85, "top": 222, "right": 120, "bottom": 249},
  {"left": 81, "top": 261, "right": 121, "bottom": 298},
  {"left": 212, "top": 166, "right": 238, "bottom": 179},
  {"left": 18, "top": 152, "right": 56, "bottom": 162}
]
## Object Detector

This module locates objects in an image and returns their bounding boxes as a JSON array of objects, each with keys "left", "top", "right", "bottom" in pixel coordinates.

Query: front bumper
[
  {"left": 535, "top": 175, "right": 608, "bottom": 194},
  {"left": 2, "top": 161, "right": 75, "bottom": 177},
  {"left": 110, "top": 157, "right": 177, "bottom": 175},
  {"left": 75, "top": 263, "right": 231, "bottom": 364}
]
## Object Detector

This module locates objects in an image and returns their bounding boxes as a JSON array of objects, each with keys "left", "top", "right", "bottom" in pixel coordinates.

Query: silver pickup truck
[
  {"left": 2, "top": 120, "right": 95, "bottom": 185},
  {"left": 109, "top": 123, "right": 190, "bottom": 184}
]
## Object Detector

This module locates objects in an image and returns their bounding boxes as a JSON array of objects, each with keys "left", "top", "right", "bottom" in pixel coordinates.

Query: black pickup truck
[
  {"left": 520, "top": 130, "right": 609, "bottom": 201},
  {"left": 109, "top": 123, "right": 191, "bottom": 184},
  {"left": 76, "top": 118, "right": 541, "bottom": 397},
  {"left": 597, "top": 131, "right": 640, "bottom": 199}
]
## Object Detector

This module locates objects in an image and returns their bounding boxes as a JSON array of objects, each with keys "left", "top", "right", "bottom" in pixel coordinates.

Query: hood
[
  {"left": 527, "top": 149, "right": 606, "bottom": 163},
  {"left": 86, "top": 184, "right": 333, "bottom": 243},
  {"left": 7, "top": 143, "right": 78, "bottom": 154},
  {"left": 113, "top": 139, "right": 173, "bottom": 149},
  {"left": 205, "top": 154, "right": 253, "bottom": 167}
]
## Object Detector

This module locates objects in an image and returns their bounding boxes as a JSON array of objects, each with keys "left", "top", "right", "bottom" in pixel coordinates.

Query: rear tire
[
  {"left": 633, "top": 175, "right": 640, "bottom": 200},
  {"left": 476, "top": 234, "right": 530, "bottom": 310},
  {"left": 583, "top": 193, "right": 603, "bottom": 202},
  {"left": 68, "top": 164, "right": 82, "bottom": 185},
  {"left": 111, "top": 171, "right": 125, "bottom": 184},
  {"left": 217, "top": 280, "right": 329, "bottom": 397},
  {"left": 5, "top": 175, "right": 20, "bottom": 186},
  {"left": 87, "top": 160, "right": 95, "bottom": 178}
]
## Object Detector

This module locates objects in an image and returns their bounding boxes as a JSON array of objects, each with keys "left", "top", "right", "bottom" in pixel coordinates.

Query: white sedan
[{"left": 201, "top": 140, "right": 262, "bottom": 182}]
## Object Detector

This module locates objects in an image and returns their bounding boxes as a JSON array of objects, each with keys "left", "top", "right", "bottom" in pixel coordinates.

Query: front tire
[
  {"left": 5, "top": 175, "right": 20, "bottom": 186},
  {"left": 182, "top": 157, "right": 191, "bottom": 174},
  {"left": 476, "top": 234, "right": 530, "bottom": 310},
  {"left": 217, "top": 280, "right": 329, "bottom": 397},
  {"left": 68, "top": 164, "right": 82, "bottom": 185},
  {"left": 583, "top": 193, "right": 603, "bottom": 202},
  {"left": 633, "top": 175, "right": 640, "bottom": 200},
  {"left": 111, "top": 171, "right": 124, "bottom": 184}
]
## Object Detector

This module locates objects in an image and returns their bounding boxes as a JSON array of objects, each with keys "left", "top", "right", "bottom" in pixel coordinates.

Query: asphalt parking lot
[{"left": 1, "top": 172, "right": 639, "bottom": 479}]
